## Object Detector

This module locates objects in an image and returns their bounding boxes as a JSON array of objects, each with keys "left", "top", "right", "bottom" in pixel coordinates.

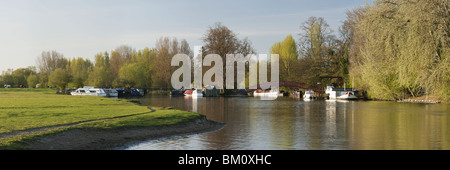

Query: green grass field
[{"left": 0, "top": 88, "right": 202, "bottom": 149}]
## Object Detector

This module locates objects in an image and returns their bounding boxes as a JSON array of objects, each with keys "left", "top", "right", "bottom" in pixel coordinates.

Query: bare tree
[
  {"left": 298, "top": 17, "right": 335, "bottom": 59},
  {"left": 180, "top": 39, "right": 192, "bottom": 57},
  {"left": 114, "top": 45, "right": 134, "bottom": 61},
  {"left": 110, "top": 45, "right": 135, "bottom": 86},
  {"left": 36, "top": 50, "right": 67, "bottom": 74},
  {"left": 237, "top": 37, "right": 256, "bottom": 56},
  {"left": 152, "top": 37, "right": 192, "bottom": 88},
  {"left": 202, "top": 23, "right": 256, "bottom": 89},
  {"left": 202, "top": 22, "right": 255, "bottom": 57}
]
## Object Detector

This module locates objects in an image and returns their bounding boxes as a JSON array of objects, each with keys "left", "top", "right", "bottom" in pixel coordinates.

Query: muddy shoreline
[{"left": 24, "top": 117, "right": 225, "bottom": 150}]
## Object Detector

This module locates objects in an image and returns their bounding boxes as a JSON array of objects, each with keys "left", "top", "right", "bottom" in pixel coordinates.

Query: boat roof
[{"left": 329, "top": 88, "right": 354, "bottom": 91}]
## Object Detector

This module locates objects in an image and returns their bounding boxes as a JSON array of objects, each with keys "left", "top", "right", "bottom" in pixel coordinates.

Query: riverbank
[
  {"left": 22, "top": 117, "right": 224, "bottom": 150},
  {"left": 396, "top": 95, "right": 444, "bottom": 104},
  {"left": 0, "top": 88, "right": 224, "bottom": 150}
]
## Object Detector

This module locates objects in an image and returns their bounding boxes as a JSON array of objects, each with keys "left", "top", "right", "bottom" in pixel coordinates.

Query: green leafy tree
[
  {"left": 68, "top": 57, "right": 93, "bottom": 88},
  {"left": 119, "top": 62, "right": 143, "bottom": 88},
  {"left": 88, "top": 52, "right": 113, "bottom": 88},
  {"left": 0, "top": 69, "right": 14, "bottom": 87},
  {"left": 356, "top": 0, "right": 449, "bottom": 100},
  {"left": 27, "top": 74, "right": 39, "bottom": 88},
  {"left": 341, "top": 6, "right": 369, "bottom": 91},
  {"left": 110, "top": 45, "right": 134, "bottom": 87},
  {"left": 270, "top": 35, "right": 298, "bottom": 82},
  {"left": 49, "top": 68, "right": 71, "bottom": 91},
  {"left": 119, "top": 47, "right": 155, "bottom": 88},
  {"left": 297, "top": 17, "right": 340, "bottom": 86},
  {"left": 0, "top": 67, "right": 36, "bottom": 87}
]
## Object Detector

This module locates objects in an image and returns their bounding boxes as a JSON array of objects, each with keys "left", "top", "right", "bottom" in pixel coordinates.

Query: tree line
[
  {"left": 0, "top": 23, "right": 255, "bottom": 92},
  {"left": 269, "top": 0, "right": 448, "bottom": 101},
  {"left": 0, "top": 40, "right": 190, "bottom": 91},
  {"left": 0, "top": 0, "right": 448, "bottom": 100}
]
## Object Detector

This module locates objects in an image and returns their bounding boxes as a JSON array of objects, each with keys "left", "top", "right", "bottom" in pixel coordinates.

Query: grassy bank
[{"left": 0, "top": 88, "right": 203, "bottom": 149}]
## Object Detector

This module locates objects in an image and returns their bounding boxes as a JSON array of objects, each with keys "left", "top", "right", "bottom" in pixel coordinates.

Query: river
[{"left": 126, "top": 95, "right": 449, "bottom": 150}]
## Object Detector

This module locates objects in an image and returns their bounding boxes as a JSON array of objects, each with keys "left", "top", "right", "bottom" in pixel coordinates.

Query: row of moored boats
[
  {"left": 171, "top": 84, "right": 359, "bottom": 100},
  {"left": 70, "top": 86, "right": 144, "bottom": 97},
  {"left": 301, "top": 84, "right": 358, "bottom": 100}
]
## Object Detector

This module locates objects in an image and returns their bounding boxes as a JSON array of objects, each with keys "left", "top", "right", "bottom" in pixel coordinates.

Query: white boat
[
  {"left": 325, "top": 84, "right": 358, "bottom": 100},
  {"left": 103, "top": 88, "right": 118, "bottom": 97},
  {"left": 336, "top": 91, "right": 358, "bottom": 100},
  {"left": 184, "top": 88, "right": 203, "bottom": 97},
  {"left": 71, "top": 88, "right": 88, "bottom": 96},
  {"left": 89, "top": 88, "right": 107, "bottom": 97},
  {"left": 253, "top": 89, "right": 279, "bottom": 97},
  {"left": 192, "top": 88, "right": 203, "bottom": 97},
  {"left": 71, "top": 87, "right": 107, "bottom": 97},
  {"left": 303, "top": 90, "right": 316, "bottom": 100}
]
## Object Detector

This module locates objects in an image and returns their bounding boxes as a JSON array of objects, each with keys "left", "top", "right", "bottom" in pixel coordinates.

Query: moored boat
[
  {"left": 253, "top": 89, "right": 279, "bottom": 97},
  {"left": 184, "top": 88, "right": 203, "bottom": 97},
  {"left": 104, "top": 88, "right": 118, "bottom": 97},
  {"left": 204, "top": 85, "right": 220, "bottom": 97},
  {"left": 336, "top": 91, "right": 358, "bottom": 100},
  {"left": 325, "top": 84, "right": 358, "bottom": 100},
  {"left": 303, "top": 90, "right": 316, "bottom": 100},
  {"left": 192, "top": 88, "right": 203, "bottom": 97},
  {"left": 292, "top": 90, "right": 303, "bottom": 97},
  {"left": 171, "top": 89, "right": 185, "bottom": 96},
  {"left": 70, "top": 88, "right": 89, "bottom": 96},
  {"left": 71, "top": 87, "right": 107, "bottom": 97},
  {"left": 116, "top": 88, "right": 145, "bottom": 98}
]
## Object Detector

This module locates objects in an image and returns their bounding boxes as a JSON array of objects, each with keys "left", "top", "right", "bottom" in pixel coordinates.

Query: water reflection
[
  {"left": 129, "top": 96, "right": 449, "bottom": 150},
  {"left": 346, "top": 102, "right": 450, "bottom": 150}
]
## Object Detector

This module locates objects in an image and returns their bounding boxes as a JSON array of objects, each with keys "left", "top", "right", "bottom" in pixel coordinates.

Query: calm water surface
[{"left": 126, "top": 95, "right": 449, "bottom": 150}]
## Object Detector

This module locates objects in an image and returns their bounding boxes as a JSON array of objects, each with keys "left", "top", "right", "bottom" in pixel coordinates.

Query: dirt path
[
  {"left": 0, "top": 107, "right": 156, "bottom": 141},
  {"left": 1, "top": 107, "right": 225, "bottom": 150},
  {"left": 25, "top": 117, "right": 224, "bottom": 150}
]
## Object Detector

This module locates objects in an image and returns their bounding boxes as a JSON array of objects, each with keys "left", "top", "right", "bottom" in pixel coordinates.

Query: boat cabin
[{"left": 325, "top": 84, "right": 359, "bottom": 99}]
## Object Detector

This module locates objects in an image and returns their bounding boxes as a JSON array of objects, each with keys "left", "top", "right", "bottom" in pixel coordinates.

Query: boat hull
[
  {"left": 192, "top": 93, "right": 203, "bottom": 97},
  {"left": 70, "top": 92, "right": 107, "bottom": 97},
  {"left": 335, "top": 95, "right": 358, "bottom": 100},
  {"left": 71, "top": 88, "right": 107, "bottom": 97},
  {"left": 171, "top": 90, "right": 185, "bottom": 96},
  {"left": 303, "top": 94, "right": 316, "bottom": 100},
  {"left": 253, "top": 92, "right": 279, "bottom": 97},
  {"left": 184, "top": 89, "right": 203, "bottom": 97},
  {"left": 107, "top": 93, "right": 118, "bottom": 97}
]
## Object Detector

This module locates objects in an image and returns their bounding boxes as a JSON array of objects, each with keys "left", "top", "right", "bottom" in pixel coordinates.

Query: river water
[{"left": 126, "top": 95, "right": 449, "bottom": 150}]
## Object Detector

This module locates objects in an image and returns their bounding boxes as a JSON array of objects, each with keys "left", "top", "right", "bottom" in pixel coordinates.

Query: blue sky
[{"left": 0, "top": 0, "right": 371, "bottom": 72}]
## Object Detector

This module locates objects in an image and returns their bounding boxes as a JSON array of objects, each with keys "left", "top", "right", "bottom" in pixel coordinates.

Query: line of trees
[
  {"left": 0, "top": 0, "right": 448, "bottom": 100},
  {"left": 271, "top": 16, "right": 349, "bottom": 87},
  {"left": 0, "top": 22, "right": 256, "bottom": 91},
  {"left": 0, "top": 40, "right": 191, "bottom": 91},
  {"left": 269, "top": 0, "right": 449, "bottom": 101}
]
